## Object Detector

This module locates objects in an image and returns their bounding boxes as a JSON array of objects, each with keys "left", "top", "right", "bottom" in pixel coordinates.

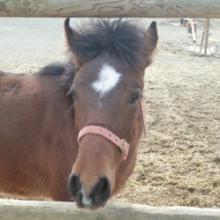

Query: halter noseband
[{"left": 77, "top": 125, "right": 130, "bottom": 161}]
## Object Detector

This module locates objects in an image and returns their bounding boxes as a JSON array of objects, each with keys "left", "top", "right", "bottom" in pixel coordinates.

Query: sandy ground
[
  {"left": 115, "top": 19, "right": 220, "bottom": 208},
  {"left": 0, "top": 18, "right": 220, "bottom": 208}
]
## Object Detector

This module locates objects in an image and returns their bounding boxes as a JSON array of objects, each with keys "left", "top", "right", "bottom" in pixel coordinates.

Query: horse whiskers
[
  {"left": 138, "top": 101, "right": 146, "bottom": 137},
  {"left": 66, "top": 88, "right": 73, "bottom": 96},
  {"left": 67, "top": 104, "right": 75, "bottom": 114}
]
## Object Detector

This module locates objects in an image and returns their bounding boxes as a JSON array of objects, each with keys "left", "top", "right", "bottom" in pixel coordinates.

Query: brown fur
[
  {"left": 0, "top": 72, "right": 77, "bottom": 200},
  {"left": 0, "top": 19, "right": 158, "bottom": 208}
]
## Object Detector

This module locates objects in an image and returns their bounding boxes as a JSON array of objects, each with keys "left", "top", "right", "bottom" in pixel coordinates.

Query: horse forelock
[{"left": 68, "top": 19, "right": 149, "bottom": 72}]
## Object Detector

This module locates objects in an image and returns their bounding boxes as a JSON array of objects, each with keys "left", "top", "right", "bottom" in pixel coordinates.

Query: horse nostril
[
  {"left": 90, "top": 177, "right": 111, "bottom": 206},
  {"left": 68, "top": 175, "right": 81, "bottom": 196},
  {"left": 68, "top": 175, "right": 110, "bottom": 208}
]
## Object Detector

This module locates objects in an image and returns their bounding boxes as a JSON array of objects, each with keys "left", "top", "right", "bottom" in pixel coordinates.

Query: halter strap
[{"left": 77, "top": 125, "right": 129, "bottom": 160}]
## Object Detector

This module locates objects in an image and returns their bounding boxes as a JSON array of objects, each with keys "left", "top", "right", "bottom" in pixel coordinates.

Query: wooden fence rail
[
  {"left": 0, "top": 199, "right": 220, "bottom": 220},
  {"left": 0, "top": 0, "right": 220, "bottom": 18}
]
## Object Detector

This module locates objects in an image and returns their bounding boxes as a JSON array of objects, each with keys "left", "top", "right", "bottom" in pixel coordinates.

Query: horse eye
[{"left": 128, "top": 92, "right": 141, "bottom": 105}]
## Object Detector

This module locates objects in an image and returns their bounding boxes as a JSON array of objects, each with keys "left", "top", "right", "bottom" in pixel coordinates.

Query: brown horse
[{"left": 0, "top": 18, "right": 158, "bottom": 209}]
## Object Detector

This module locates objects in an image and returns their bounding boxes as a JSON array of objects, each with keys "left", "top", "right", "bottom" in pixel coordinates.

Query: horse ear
[
  {"left": 64, "top": 18, "right": 82, "bottom": 67},
  {"left": 144, "top": 21, "right": 158, "bottom": 66}
]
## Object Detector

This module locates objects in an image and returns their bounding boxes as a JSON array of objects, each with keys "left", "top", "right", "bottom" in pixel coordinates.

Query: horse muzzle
[{"left": 68, "top": 174, "right": 111, "bottom": 209}]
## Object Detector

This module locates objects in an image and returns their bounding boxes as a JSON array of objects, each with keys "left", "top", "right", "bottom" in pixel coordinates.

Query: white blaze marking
[
  {"left": 92, "top": 64, "right": 121, "bottom": 97},
  {"left": 81, "top": 187, "right": 92, "bottom": 207}
]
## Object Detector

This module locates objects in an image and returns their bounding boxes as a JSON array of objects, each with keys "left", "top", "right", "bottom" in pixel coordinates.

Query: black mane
[
  {"left": 38, "top": 62, "right": 76, "bottom": 90},
  {"left": 66, "top": 19, "right": 151, "bottom": 71}
]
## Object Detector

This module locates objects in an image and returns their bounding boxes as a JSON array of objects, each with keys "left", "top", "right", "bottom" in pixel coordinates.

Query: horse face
[
  {"left": 68, "top": 57, "right": 144, "bottom": 208},
  {"left": 65, "top": 18, "right": 158, "bottom": 209}
]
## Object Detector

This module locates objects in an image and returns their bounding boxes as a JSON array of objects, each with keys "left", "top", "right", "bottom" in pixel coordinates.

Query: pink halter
[{"left": 77, "top": 125, "right": 130, "bottom": 160}]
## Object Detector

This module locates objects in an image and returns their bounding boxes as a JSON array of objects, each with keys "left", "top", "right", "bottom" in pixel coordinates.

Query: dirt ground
[
  {"left": 0, "top": 18, "right": 220, "bottom": 208},
  {"left": 115, "top": 19, "right": 220, "bottom": 208}
]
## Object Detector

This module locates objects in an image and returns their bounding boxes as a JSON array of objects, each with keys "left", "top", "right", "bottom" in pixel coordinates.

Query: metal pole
[{"left": 204, "top": 19, "right": 210, "bottom": 56}]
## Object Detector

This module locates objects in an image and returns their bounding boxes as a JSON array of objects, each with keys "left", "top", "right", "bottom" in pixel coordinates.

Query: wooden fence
[
  {"left": 0, "top": 0, "right": 220, "bottom": 18},
  {"left": 0, "top": 199, "right": 220, "bottom": 220}
]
